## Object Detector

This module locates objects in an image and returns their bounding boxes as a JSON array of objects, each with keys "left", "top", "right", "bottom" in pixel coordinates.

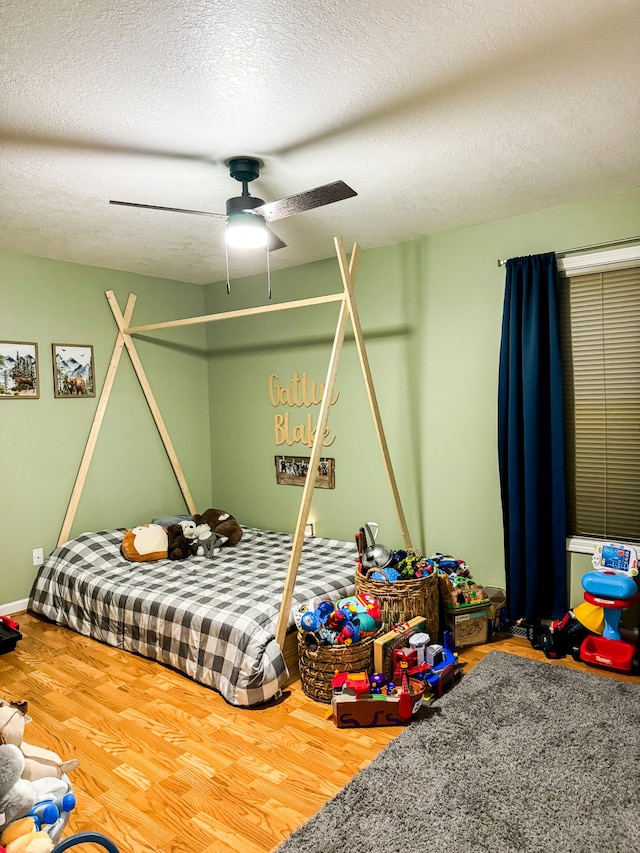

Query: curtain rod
[{"left": 497, "top": 235, "right": 640, "bottom": 267}]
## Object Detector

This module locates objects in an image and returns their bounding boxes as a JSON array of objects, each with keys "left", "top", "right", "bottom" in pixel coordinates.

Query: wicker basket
[
  {"left": 355, "top": 568, "right": 439, "bottom": 636},
  {"left": 297, "top": 631, "right": 379, "bottom": 704}
]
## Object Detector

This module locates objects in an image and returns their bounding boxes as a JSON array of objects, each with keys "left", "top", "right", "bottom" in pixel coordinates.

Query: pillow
[
  {"left": 121, "top": 524, "right": 168, "bottom": 562},
  {"left": 151, "top": 514, "right": 192, "bottom": 527}
]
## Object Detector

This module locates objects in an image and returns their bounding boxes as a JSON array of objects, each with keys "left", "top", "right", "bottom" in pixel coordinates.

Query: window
[{"left": 560, "top": 260, "right": 640, "bottom": 544}]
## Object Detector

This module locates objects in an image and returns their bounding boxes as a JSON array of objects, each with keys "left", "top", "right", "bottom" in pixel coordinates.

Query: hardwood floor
[{"left": 2, "top": 611, "right": 638, "bottom": 853}]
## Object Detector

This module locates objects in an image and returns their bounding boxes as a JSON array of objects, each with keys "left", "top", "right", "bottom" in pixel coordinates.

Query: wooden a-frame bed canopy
[{"left": 58, "top": 236, "right": 412, "bottom": 650}]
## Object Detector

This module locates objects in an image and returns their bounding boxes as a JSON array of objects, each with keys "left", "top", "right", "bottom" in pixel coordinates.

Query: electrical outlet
[{"left": 32, "top": 548, "right": 44, "bottom": 567}]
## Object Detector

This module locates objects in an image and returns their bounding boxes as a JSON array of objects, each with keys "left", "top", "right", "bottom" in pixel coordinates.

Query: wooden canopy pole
[
  {"left": 334, "top": 236, "right": 413, "bottom": 550},
  {"left": 58, "top": 294, "right": 137, "bottom": 546},
  {"left": 125, "top": 293, "right": 344, "bottom": 334},
  {"left": 106, "top": 291, "right": 197, "bottom": 515},
  {"left": 275, "top": 244, "right": 361, "bottom": 648}
]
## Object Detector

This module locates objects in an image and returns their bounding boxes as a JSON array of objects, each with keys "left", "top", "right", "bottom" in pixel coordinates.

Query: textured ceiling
[{"left": 2, "top": 0, "right": 639, "bottom": 284}]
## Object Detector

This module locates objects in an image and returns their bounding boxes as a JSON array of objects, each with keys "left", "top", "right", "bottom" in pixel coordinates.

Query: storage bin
[
  {"left": 355, "top": 568, "right": 439, "bottom": 636},
  {"left": 297, "top": 630, "right": 380, "bottom": 704}
]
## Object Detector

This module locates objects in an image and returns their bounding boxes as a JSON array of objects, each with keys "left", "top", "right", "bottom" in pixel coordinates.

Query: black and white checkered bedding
[{"left": 28, "top": 526, "right": 357, "bottom": 707}]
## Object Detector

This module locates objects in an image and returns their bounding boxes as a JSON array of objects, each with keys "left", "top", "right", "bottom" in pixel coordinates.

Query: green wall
[
  {"left": 204, "top": 189, "right": 640, "bottom": 606},
  {"left": 422, "top": 188, "right": 640, "bottom": 604},
  {"left": 1, "top": 254, "right": 211, "bottom": 606},
  {"left": 3, "top": 187, "right": 639, "bottom": 611}
]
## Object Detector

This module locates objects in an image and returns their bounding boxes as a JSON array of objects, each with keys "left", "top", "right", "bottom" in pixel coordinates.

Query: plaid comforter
[{"left": 28, "top": 526, "right": 357, "bottom": 706}]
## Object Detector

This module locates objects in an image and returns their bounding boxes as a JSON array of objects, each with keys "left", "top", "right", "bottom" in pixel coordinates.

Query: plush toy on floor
[
  {"left": 0, "top": 703, "right": 79, "bottom": 782},
  {"left": 0, "top": 816, "right": 53, "bottom": 853},
  {"left": 0, "top": 744, "right": 37, "bottom": 832}
]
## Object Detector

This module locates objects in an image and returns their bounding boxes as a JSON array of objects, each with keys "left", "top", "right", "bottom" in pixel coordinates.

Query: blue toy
[
  {"left": 30, "top": 790, "right": 77, "bottom": 831},
  {"left": 294, "top": 596, "right": 369, "bottom": 648}
]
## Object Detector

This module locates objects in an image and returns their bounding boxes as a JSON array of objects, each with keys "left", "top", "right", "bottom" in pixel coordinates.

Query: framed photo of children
[
  {"left": 275, "top": 455, "right": 335, "bottom": 489},
  {"left": 52, "top": 344, "right": 96, "bottom": 398},
  {"left": 0, "top": 341, "right": 39, "bottom": 399}
]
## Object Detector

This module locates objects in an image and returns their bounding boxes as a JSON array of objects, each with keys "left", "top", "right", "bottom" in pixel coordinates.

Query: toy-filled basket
[
  {"left": 355, "top": 567, "right": 439, "bottom": 637},
  {"left": 297, "top": 631, "right": 379, "bottom": 704}
]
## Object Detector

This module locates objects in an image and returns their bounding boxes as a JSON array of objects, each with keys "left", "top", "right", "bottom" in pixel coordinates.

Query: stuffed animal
[
  {"left": 120, "top": 524, "right": 168, "bottom": 562},
  {"left": 27, "top": 777, "right": 76, "bottom": 833},
  {"left": 0, "top": 703, "right": 78, "bottom": 782},
  {"left": 0, "top": 816, "right": 53, "bottom": 853},
  {"left": 0, "top": 744, "right": 36, "bottom": 831},
  {"left": 166, "top": 520, "right": 197, "bottom": 561},
  {"left": 192, "top": 508, "right": 242, "bottom": 547},
  {"left": 191, "top": 524, "right": 226, "bottom": 559}
]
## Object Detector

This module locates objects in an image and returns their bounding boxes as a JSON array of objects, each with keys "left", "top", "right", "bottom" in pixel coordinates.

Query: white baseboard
[{"left": 0, "top": 598, "right": 29, "bottom": 616}]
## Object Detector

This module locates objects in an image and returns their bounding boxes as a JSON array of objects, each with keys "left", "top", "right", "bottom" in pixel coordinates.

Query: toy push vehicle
[{"left": 526, "top": 543, "right": 640, "bottom": 674}]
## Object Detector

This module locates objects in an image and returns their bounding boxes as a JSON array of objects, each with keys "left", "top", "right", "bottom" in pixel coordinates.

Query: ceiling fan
[{"left": 109, "top": 156, "right": 357, "bottom": 253}]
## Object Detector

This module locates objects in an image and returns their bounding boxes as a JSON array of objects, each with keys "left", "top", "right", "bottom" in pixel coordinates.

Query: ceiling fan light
[{"left": 225, "top": 211, "right": 268, "bottom": 249}]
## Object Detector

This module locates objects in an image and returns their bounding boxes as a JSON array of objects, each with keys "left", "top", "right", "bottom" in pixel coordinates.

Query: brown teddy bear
[
  {"left": 166, "top": 520, "right": 197, "bottom": 560},
  {"left": 192, "top": 508, "right": 242, "bottom": 547}
]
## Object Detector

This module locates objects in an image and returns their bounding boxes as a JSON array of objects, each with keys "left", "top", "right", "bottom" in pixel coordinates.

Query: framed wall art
[
  {"left": 275, "top": 455, "right": 335, "bottom": 489},
  {"left": 52, "top": 343, "right": 96, "bottom": 398},
  {"left": 0, "top": 341, "right": 39, "bottom": 399}
]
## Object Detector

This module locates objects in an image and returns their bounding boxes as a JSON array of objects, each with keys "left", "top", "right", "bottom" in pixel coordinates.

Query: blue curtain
[{"left": 498, "top": 252, "right": 568, "bottom": 622}]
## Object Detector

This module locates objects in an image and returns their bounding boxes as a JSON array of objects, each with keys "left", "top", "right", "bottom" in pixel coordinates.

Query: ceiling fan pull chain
[
  {"left": 225, "top": 238, "right": 231, "bottom": 294},
  {"left": 266, "top": 239, "right": 272, "bottom": 299}
]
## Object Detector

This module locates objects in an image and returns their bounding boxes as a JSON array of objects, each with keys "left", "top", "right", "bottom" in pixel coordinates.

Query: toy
[
  {"left": 0, "top": 617, "right": 22, "bottom": 655},
  {"left": 120, "top": 524, "right": 168, "bottom": 562},
  {"left": 166, "top": 520, "right": 197, "bottom": 561},
  {"left": 191, "top": 523, "right": 226, "bottom": 559},
  {"left": 24, "top": 776, "right": 76, "bottom": 835},
  {"left": 373, "top": 617, "right": 430, "bottom": 679},
  {"left": 336, "top": 622, "right": 360, "bottom": 646},
  {"left": 0, "top": 703, "right": 79, "bottom": 783},
  {"left": 330, "top": 668, "right": 426, "bottom": 727},
  {"left": 578, "top": 544, "right": 640, "bottom": 672},
  {"left": 394, "top": 549, "right": 433, "bottom": 579},
  {"left": 324, "top": 608, "right": 348, "bottom": 630},
  {"left": 527, "top": 543, "right": 640, "bottom": 673},
  {"left": 0, "top": 744, "right": 36, "bottom": 830},
  {"left": 404, "top": 631, "right": 462, "bottom": 698},
  {"left": 293, "top": 597, "right": 367, "bottom": 648},
  {"left": 335, "top": 593, "right": 382, "bottom": 637},
  {"left": 0, "top": 816, "right": 53, "bottom": 853},
  {"left": 409, "top": 632, "right": 430, "bottom": 664},
  {"left": 192, "top": 508, "right": 242, "bottom": 547}
]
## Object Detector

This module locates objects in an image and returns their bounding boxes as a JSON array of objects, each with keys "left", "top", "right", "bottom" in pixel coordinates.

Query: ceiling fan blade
[
  {"left": 255, "top": 180, "right": 357, "bottom": 223},
  {"left": 267, "top": 225, "right": 287, "bottom": 251},
  {"left": 109, "top": 200, "right": 225, "bottom": 218}
]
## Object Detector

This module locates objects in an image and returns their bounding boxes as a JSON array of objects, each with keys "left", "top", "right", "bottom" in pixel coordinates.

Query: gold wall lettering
[
  {"left": 268, "top": 372, "right": 340, "bottom": 408},
  {"left": 269, "top": 372, "right": 338, "bottom": 447}
]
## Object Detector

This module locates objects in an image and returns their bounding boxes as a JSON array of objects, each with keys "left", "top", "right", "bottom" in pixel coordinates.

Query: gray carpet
[{"left": 275, "top": 651, "right": 640, "bottom": 853}]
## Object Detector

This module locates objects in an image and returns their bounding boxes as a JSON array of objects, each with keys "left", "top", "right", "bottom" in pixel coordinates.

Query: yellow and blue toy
[{"left": 578, "top": 543, "right": 639, "bottom": 672}]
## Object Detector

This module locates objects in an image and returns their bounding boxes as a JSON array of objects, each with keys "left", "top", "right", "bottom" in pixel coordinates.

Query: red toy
[{"left": 0, "top": 616, "right": 22, "bottom": 654}]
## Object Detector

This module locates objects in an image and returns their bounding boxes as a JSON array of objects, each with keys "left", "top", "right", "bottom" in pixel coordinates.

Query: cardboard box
[
  {"left": 373, "top": 616, "right": 429, "bottom": 679},
  {"left": 445, "top": 607, "right": 488, "bottom": 648}
]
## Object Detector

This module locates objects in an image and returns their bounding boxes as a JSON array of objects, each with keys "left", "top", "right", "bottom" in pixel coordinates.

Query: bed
[{"left": 28, "top": 525, "right": 357, "bottom": 707}]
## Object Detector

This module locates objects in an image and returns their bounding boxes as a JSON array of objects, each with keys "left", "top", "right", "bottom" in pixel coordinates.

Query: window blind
[{"left": 560, "top": 264, "right": 640, "bottom": 542}]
